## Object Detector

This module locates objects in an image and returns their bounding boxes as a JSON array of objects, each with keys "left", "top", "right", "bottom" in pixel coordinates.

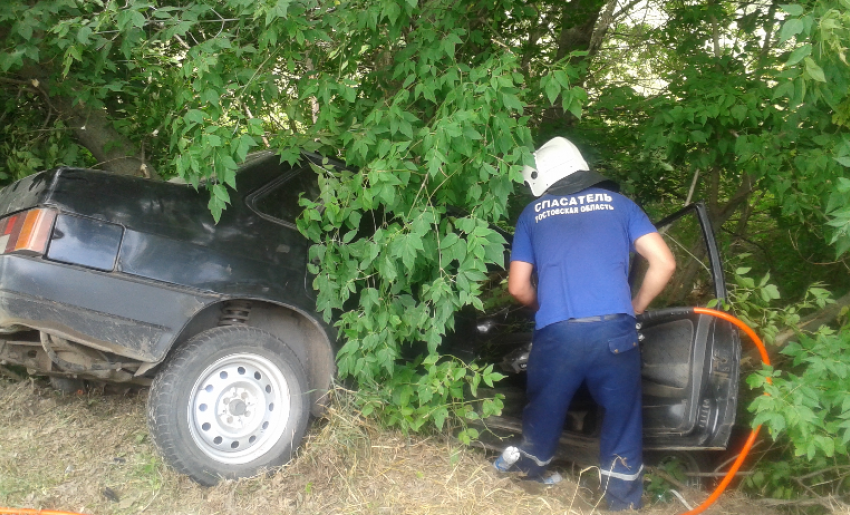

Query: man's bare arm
[
  {"left": 632, "top": 232, "right": 676, "bottom": 314},
  {"left": 508, "top": 260, "right": 539, "bottom": 311}
]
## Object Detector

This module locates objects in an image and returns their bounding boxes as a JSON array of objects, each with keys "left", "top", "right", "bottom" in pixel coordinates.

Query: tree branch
[
  {"left": 757, "top": 495, "right": 849, "bottom": 509},
  {"left": 773, "top": 290, "right": 850, "bottom": 347},
  {"left": 758, "top": 0, "right": 781, "bottom": 63},
  {"left": 685, "top": 169, "right": 700, "bottom": 206},
  {"left": 713, "top": 172, "right": 755, "bottom": 228},
  {"left": 555, "top": 0, "right": 607, "bottom": 60},
  {"left": 588, "top": 0, "right": 618, "bottom": 57}
]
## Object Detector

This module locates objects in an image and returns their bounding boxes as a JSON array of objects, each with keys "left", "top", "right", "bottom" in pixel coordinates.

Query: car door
[{"left": 632, "top": 203, "right": 740, "bottom": 451}]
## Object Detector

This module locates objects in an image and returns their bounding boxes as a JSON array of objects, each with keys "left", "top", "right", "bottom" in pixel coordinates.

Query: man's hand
[
  {"left": 508, "top": 260, "right": 539, "bottom": 311},
  {"left": 632, "top": 232, "right": 676, "bottom": 314}
]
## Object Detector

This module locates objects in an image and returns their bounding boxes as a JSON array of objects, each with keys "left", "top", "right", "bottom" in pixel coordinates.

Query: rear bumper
[{"left": 0, "top": 254, "right": 220, "bottom": 362}]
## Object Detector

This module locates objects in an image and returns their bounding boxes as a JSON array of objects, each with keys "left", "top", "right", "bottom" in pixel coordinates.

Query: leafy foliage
[
  {"left": 745, "top": 327, "right": 850, "bottom": 502},
  {"left": 718, "top": 261, "right": 833, "bottom": 343},
  {"left": 728, "top": 254, "right": 850, "bottom": 502},
  {"left": 748, "top": 329, "right": 850, "bottom": 459},
  {"left": 286, "top": 0, "right": 587, "bottom": 434},
  {"left": 719, "top": 263, "right": 850, "bottom": 502}
]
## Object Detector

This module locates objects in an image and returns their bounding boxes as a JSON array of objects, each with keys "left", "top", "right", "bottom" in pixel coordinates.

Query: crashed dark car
[
  {"left": 0, "top": 152, "right": 739, "bottom": 484},
  {"left": 0, "top": 152, "right": 336, "bottom": 485}
]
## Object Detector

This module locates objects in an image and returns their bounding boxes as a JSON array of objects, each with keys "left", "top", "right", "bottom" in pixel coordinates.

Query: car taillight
[{"left": 0, "top": 208, "right": 57, "bottom": 256}]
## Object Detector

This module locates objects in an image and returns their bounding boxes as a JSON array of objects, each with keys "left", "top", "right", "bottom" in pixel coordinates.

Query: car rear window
[{"left": 253, "top": 168, "right": 320, "bottom": 224}]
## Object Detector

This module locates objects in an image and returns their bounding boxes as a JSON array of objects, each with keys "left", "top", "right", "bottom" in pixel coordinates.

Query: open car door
[
  {"left": 633, "top": 203, "right": 741, "bottom": 452},
  {"left": 471, "top": 202, "right": 741, "bottom": 463}
]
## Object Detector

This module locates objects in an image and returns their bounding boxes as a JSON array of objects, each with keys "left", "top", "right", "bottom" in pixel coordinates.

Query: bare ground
[{"left": 0, "top": 375, "right": 836, "bottom": 515}]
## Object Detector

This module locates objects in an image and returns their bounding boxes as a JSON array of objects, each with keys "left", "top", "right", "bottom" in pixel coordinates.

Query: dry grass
[{"left": 0, "top": 375, "right": 813, "bottom": 515}]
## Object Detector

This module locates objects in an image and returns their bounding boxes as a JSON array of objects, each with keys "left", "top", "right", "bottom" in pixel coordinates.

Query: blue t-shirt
[{"left": 510, "top": 187, "right": 657, "bottom": 330}]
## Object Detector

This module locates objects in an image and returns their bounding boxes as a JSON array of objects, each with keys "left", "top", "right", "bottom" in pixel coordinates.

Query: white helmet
[{"left": 522, "top": 137, "right": 590, "bottom": 197}]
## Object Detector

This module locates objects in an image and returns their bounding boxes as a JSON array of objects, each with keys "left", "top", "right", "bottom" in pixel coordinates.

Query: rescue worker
[{"left": 494, "top": 136, "right": 676, "bottom": 510}]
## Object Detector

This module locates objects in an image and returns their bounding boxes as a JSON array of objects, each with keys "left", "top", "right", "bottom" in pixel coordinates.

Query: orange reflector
[
  {"left": 0, "top": 208, "right": 57, "bottom": 256},
  {"left": 2, "top": 214, "right": 18, "bottom": 235},
  {"left": 4, "top": 215, "right": 24, "bottom": 253}
]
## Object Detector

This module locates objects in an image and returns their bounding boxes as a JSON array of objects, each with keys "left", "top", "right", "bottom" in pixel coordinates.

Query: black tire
[{"left": 147, "top": 326, "right": 310, "bottom": 486}]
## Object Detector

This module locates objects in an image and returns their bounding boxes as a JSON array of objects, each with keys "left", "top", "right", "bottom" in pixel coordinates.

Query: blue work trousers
[{"left": 514, "top": 314, "right": 644, "bottom": 510}]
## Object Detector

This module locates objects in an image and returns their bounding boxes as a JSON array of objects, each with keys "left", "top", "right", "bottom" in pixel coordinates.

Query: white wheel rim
[{"left": 187, "top": 353, "right": 291, "bottom": 465}]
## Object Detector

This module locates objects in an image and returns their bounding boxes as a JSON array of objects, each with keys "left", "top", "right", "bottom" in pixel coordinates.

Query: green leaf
[
  {"left": 779, "top": 18, "right": 805, "bottom": 44},
  {"left": 780, "top": 4, "right": 805, "bottom": 16},
  {"left": 690, "top": 130, "right": 707, "bottom": 143},
  {"left": 565, "top": 94, "right": 583, "bottom": 119},
  {"left": 184, "top": 109, "right": 205, "bottom": 125},
  {"left": 268, "top": 0, "right": 292, "bottom": 22},
  {"left": 763, "top": 284, "right": 781, "bottom": 300},
  {"left": 396, "top": 233, "right": 424, "bottom": 271},
  {"left": 205, "top": 134, "right": 222, "bottom": 147},
  {"left": 786, "top": 44, "right": 812, "bottom": 67},
  {"left": 772, "top": 81, "right": 795, "bottom": 100},
  {"left": 208, "top": 196, "right": 224, "bottom": 223},
  {"left": 730, "top": 105, "right": 748, "bottom": 123},
  {"left": 236, "top": 135, "right": 257, "bottom": 162},
  {"left": 432, "top": 407, "right": 448, "bottom": 430},
  {"left": 501, "top": 93, "right": 524, "bottom": 112},
  {"left": 818, "top": 436, "right": 835, "bottom": 457},
  {"left": 16, "top": 19, "right": 34, "bottom": 40},
  {"left": 440, "top": 232, "right": 460, "bottom": 250},
  {"left": 130, "top": 10, "right": 146, "bottom": 29},
  {"left": 803, "top": 57, "right": 826, "bottom": 82},
  {"left": 553, "top": 70, "right": 572, "bottom": 90},
  {"left": 213, "top": 184, "right": 231, "bottom": 204},
  {"left": 543, "top": 75, "right": 561, "bottom": 105},
  {"left": 77, "top": 26, "right": 92, "bottom": 45}
]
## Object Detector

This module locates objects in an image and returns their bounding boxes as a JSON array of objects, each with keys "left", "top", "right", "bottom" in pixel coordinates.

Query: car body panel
[{"left": 0, "top": 253, "right": 220, "bottom": 361}]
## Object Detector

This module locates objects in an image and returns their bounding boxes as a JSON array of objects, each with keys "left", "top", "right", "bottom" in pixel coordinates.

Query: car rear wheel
[{"left": 147, "top": 326, "right": 309, "bottom": 485}]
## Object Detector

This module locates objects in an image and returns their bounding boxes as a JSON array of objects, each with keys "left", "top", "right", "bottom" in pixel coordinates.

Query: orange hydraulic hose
[
  {"left": 695, "top": 308, "right": 771, "bottom": 370},
  {"left": 680, "top": 307, "right": 772, "bottom": 515}
]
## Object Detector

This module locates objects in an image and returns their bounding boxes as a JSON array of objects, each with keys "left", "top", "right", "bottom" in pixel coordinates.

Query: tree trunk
[
  {"left": 587, "top": 0, "right": 619, "bottom": 57},
  {"left": 12, "top": 64, "right": 157, "bottom": 178},
  {"left": 52, "top": 96, "right": 157, "bottom": 178},
  {"left": 555, "top": 0, "right": 608, "bottom": 60},
  {"left": 540, "top": 0, "right": 608, "bottom": 127}
]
